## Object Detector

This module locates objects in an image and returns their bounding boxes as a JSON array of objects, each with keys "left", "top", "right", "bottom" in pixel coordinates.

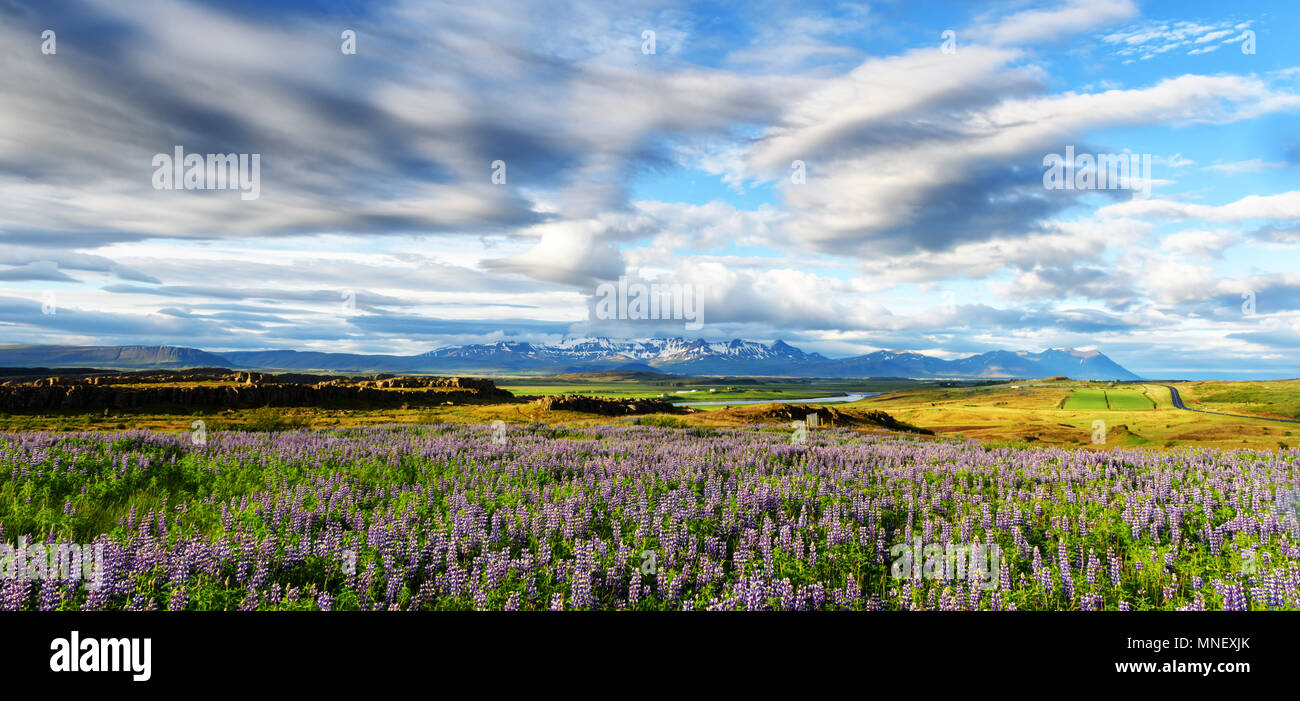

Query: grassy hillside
[
  {"left": 848, "top": 380, "right": 1296, "bottom": 451},
  {"left": 1176, "top": 380, "right": 1300, "bottom": 420}
]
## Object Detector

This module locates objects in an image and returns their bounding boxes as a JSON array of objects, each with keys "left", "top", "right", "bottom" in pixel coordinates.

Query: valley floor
[{"left": 0, "top": 376, "right": 1297, "bottom": 453}]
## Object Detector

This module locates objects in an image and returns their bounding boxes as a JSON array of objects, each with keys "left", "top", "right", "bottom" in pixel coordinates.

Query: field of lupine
[{"left": 1, "top": 423, "right": 1298, "bottom": 611}]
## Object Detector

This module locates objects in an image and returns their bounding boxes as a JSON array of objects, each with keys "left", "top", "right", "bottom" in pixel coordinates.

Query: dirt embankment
[
  {"left": 707, "top": 403, "right": 934, "bottom": 434},
  {"left": 532, "top": 394, "right": 688, "bottom": 416}
]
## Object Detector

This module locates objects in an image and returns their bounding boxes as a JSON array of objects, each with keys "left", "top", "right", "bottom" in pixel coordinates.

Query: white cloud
[
  {"left": 1160, "top": 229, "right": 1241, "bottom": 260},
  {"left": 976, "top": 0, "right": 1137, "bottom": 46},
  {"left": 1100, "top": 191, "right": 1300, "bottom": 222},
  {"left": 1101, "top": 19, "right": 1254, "bottom": 60},
  {"left": 1202, "top": 159, "right": 1288, "bottom": 174}
]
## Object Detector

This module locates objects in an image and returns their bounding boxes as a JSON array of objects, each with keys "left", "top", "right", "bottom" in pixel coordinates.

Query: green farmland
[{"left": 1060, "top": 388, "right": 1154, "bottom": 410}]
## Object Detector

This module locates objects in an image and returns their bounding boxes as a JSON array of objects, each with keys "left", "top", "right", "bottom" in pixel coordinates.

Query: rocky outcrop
[
  {"left": 711, "top": 403, "right": 935, "bottom": 435},
  {"left": 316, "top": 376, "right": 502, "bottom": 392},
  {"left": 532, "top": 394, "right": 685, "bottom": 416},
  {"left": 0, "top": 375, "right": 513, "bottom": 411}
]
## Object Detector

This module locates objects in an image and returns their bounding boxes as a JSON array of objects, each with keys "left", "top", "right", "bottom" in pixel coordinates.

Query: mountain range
[{"left": 0, "top": 339, "right": 1141, "bottom": 380}]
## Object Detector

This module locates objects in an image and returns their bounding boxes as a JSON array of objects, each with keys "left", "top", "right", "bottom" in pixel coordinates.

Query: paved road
[{"left": 1157, "top": 384, "right": 1300, "bottom": 425}]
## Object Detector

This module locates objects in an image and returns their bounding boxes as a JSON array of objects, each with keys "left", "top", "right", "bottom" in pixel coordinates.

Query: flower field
[{"left": 2, "top": 424, "right": 1298, "bottom": 611}]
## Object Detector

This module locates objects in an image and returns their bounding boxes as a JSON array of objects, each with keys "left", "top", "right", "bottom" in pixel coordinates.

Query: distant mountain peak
[{"left": 1048, "top": 346, "right": 1099, "bottom": 357}]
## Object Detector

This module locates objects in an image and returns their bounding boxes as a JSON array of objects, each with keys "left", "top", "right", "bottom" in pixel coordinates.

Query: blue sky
[{"left": 0, "top": 0, "right": 1298, "bottom": 378}]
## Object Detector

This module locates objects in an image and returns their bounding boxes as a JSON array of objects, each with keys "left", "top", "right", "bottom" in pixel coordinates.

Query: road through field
[{"left": 1159, "top": 384, "right": 1300, "bottom": 425}]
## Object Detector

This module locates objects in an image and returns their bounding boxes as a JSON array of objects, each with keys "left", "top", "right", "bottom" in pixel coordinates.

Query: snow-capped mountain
[
  {"left": 0, "top": 339, "right": 1140, "bottom": 379},
  {"left": 419, "top": 337, "right": 824, "bottom": 363}
]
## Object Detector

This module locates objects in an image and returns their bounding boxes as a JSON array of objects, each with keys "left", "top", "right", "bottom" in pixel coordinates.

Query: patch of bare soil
[{"left": 707, "top": 403, "right": 934, "bottom": 434}]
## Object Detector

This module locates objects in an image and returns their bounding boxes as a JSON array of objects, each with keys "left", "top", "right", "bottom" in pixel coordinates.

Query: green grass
[
  {"left": 1060, "top": 389, "right": 1152, "bottom": 411},
  {"left": 1061, "top": 389, "right": 1110, "bottom": 410},
  {"left": 1103, "top": 390, "right": 1155, "bottom": 411},
  {"left": 1186, "top": 382, "right": 1300, "bottom": 419}
]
